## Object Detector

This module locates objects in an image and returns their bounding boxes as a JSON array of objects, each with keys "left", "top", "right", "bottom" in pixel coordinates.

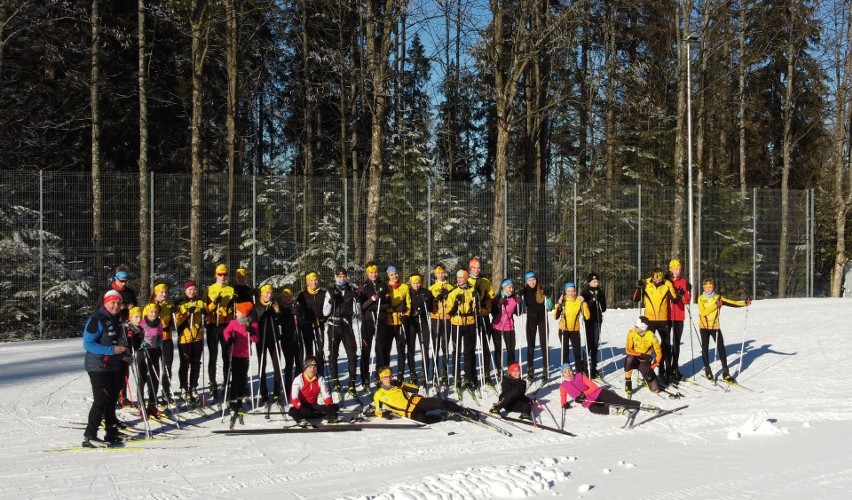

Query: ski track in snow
[{"left": 1, "top": 298, "right": 851, "bottom": 499}]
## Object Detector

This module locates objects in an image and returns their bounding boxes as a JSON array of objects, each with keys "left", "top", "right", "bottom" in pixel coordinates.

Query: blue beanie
[
  {"left": 560, "top": 363, "right": 573, "bottom": 371},
  {"left": 524, "top": 271, "right": 536, "bottom": 281},
  {"left": 501, "top": 279, "right": 513, "bottom": 289},
  {"left": 115, "top": 271, "right": 129, "bottom": 280},
  {"left": 564, "top": 282, "right": 576, "bottom": 291},
  {"left": 386, "top": 266, "right": 398, "bottom": 274}
]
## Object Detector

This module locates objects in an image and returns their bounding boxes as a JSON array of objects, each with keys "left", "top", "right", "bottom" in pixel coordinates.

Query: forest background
[{"left": 0, "top": 0, "right": 850, "bottom": 339}]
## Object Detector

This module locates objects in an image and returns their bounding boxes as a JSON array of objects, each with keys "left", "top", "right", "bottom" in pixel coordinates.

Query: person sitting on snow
[{"left": 489, "top": 363, "right": 533, "bottom": 420}]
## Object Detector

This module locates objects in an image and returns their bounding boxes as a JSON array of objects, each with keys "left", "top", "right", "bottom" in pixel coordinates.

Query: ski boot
[
  {"left": 347, "top": 381, "right": 357, "bottom": 395},
  {"left": 625, "top": 379, "right": 633, "bottom": 399},
  {"left": 590, "top": 368, "right": 599, "bottom": 380},
  {"left": 331, "top": 379, "right": 341, "bottom": 393},
  {"left": 462, "top": 408, "right": 481, "bottom": 421},
  {"left": 525, "top": 372, "right": 535, "bottom": 386},
  {"left": 439, "top": 371, "right": 448, "bottom": 387},
  {"left": 209, "top": 382, "right": 219, "bottom": 399},
  {"left": 489, "top": 403, "right": 502, "bottom": 415},
  {"left": 612, "top": 406, "right": 628, "bottom": 416},
  {"left": 229, "top": 412, "right": 239, "bottom": 429},
  {"left": 326, "top": 413, "right": 342, "bottom": 424},
  {"left": 519, "top": 411, "right": 532, "bottom": 421},
  {"left": 295, "top": 419, "right": 310, "bottom": 428},
  {"left": 704, "top": 367, "right": 714, "bottom": 381},
  {"left": 82, "top": 435, "right": 110, "bottom": 448},
  {"left": 361, "top": 380, "right": 370, "bottom": 392},
  {"left": 146, "top": 403, "right": 162, "bottom": 419},
  {"left": 722, "top": 370, "right": 735, "bottom": 383}
]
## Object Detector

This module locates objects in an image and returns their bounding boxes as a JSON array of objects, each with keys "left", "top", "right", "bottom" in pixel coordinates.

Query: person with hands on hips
[{"left": 623, "top": 316, "right": 663, "bottom": 398}]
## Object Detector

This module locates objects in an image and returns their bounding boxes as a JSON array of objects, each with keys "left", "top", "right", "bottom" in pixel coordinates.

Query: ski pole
[
  {"left": 736, "top": 303, "right": 749, "bottom": 379},
  {"left": 247, "top": 322, "right": 256, "bottom": 411},
  {"left": 686, "top": 302, "right": 697, "bottom": 379},
  {"left": 127, "top": 353, "right": 152, "bottom": 439},
  {"left": 156, "top": 350, "right": 182, "bottom": 428},
  {"left": 534, "top": 398, "right": 560, "bottom": 429},
  {"left": 220, "top": 338, "right": 234, "bottom": 422},
  {"left": 276, "top": 325, "right": 289, "bottom": 405}
]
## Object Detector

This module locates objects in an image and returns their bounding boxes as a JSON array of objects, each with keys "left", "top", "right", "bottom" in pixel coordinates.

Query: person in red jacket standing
[{"left": 666, "top": 259, "right": 691, "bottom": 382}]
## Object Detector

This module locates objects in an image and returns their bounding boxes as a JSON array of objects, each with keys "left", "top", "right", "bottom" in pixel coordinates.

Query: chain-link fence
[{"left": 0, "top": 171, "right": 814, "bottom": 340}]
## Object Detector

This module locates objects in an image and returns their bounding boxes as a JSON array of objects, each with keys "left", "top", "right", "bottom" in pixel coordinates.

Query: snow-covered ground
[{"left": 1, "top": 298, "right": 851, "bottom": 499}]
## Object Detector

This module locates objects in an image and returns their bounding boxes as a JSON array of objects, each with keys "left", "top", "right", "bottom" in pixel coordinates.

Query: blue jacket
[{"left": 83, "top": 307, "right": 126, "bottom": 372}]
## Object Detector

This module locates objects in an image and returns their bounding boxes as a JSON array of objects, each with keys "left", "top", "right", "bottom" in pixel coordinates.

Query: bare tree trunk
[
  {"left": 0, "top": 1, "right": 31, "bottom": 83},
  {"left": 578, "top": 20, "right": 589, "bottom": 179},
  {"left": 489, "top": 0, "right": 532, "bottom": 292},
  {"left": 738, "top": 0, "right": 747, "bottom": 197},
  {"left": 364, "top": 0, "right": 405, "bottom": 261},
  {"left": 299, "top": 0, "right": 315, "bottom": 267},
  {"left": 189, "top": 0, "right": 209, "bottom": 282},
  {"left": 225, "top": 0, "right": 238, "bottom": 269},
  {"left": 672, "top": 1, "right": 693, "bottom": 259},
  {"left": 91, "top": 0, "right": 103, "bottom": 286},
  {"left": 604, "top": 0, "right": 616, "bottom": 195},
  {"left": 778, "top": 2, "right": 795, "bottom": 298},
  {"left": 138, "top": 0, "right": 150, "bottom": 293},
  {"left": 831, "top": 0, "right": 852, "bottom": 297}
]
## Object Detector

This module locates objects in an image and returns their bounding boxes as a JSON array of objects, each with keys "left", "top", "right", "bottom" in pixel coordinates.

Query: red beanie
[{"left": 236, "top": 302, "right": 253, "bottom": 317}]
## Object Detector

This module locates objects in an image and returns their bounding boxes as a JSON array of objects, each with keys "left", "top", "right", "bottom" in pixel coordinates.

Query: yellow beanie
[
  {"left": 669, "top": 259, "right": 682, "bottom": 270},
  {"left": 215, "top": 263, "right": 228, "bottom": 275},
  {"left": 128, "top": 306, "right": 141, "bottom": 318},
  {"left": 142, "top": 303, "right": 159, "bottom": 317}
]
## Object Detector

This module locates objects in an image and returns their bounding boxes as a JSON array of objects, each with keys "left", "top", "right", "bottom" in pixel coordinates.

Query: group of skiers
[{"left": 81, "top": 258, "right": 751, "bottom": 445}]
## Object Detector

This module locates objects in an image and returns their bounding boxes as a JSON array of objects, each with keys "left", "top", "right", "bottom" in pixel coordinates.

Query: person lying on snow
[
  {"left": 370, "top": 366, "right": 480, "bottom": 424},
  {"left": 559, "top": 364, "right": 657, "bottom": 418}
]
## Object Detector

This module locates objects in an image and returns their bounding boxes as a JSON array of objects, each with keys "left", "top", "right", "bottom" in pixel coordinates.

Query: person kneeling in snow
[
  {"left": 371, "top": 367, "right": 480, "bottom": 423},
  {"left": 560, "top": 364, "right": 645, "bottom": 417},
  {"left": 489, "top": 363, "right": 532, "bottom": 420},
  {"left": 289, "top": 356, "right": 340, "bottom": 425},
  {"left": 624, "top": 316, "right": 663, "bottom": 397}
]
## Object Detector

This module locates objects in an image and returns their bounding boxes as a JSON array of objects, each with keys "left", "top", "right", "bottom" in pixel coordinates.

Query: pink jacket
[
  {"left": 222, "top": 319, "right": 259, "bottom": 359},
  {"left": 559, "top": 373, "right": 602, "bottom": 409},
  {"left": 492, "top": 296, "right": 520, "bottom": 332}
]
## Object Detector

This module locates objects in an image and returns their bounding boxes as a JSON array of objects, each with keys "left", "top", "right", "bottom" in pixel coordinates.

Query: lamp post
[{"left": 686, "top": 33, "right": 699, "bottom": 302}]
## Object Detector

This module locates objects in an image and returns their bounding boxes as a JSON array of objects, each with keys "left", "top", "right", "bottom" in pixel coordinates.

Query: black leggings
[
  {"left": 700, "top": 328, "right": 729, "bottom": 371},
  {"left": 452, "top": 324, "right": 477, "bottom": 386},
  {"left": 583, "top": 320, "right": 601, "bottom": 373},
  {"left": 559, "top": 329, "right": 582, "bottom": 368},
  {"left": 430, "top": 318, "right": 451, "bottom": 377},
  {"left": 385, "top": 324, "right": 407, "bottom": 379},
  {"left": 496, "top": 328, "right": 517, "bottom": 367},
  {"left": 647, "top": 321, "right": 671, "bottom": 376},
  {"left": 206, "top": 324, "right": 228, "bottom": 386},
  {"left": 178, "top": 340, "right": 203, "bottom": 391},
  {"left": 411, "top": 397, "right": 466, "bottom": 423},
  {"left": 228, "top": 357, "right": 249, "bottom": 411},
  {"left": 525, "top": 313, "right": 548, "bottom": 375},
  {"left": 588, "top": 389, "right": 640, "bottom": 415},
  {"left": 137, "top": 348, "right": 161, "bottom": 404},
  {"left": 328, "top": 321, "right": 357, "bottom": 382},
  {"left": 670, "top": 320, "right": 684, "bottom": 373},
  {"left": 407, "top": 315, "right": 430, "bottom": 381},
  {"left": 161, "top": 339, "right": 174, "bottom": 396},
  {"left": 256, "top": 334, "right": 283, "bottom": 397},
  {"left": 85, "top": 370, "right": 122, "bottom": 437}
]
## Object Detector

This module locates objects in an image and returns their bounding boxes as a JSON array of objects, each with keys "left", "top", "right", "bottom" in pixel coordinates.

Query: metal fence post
[
  {"left": 753, "top": 188, "right": 757, "bottom": 299},
  {"left": 150, "top": 171, "right": 155, "bottom": 282},
  {"left": 638, "top": 184, "right": 642, "bottom": 285},
  {"left": 503, "top": 180, "right": 508, "bottom": 279},
  {"left": 427, "top": 180, "right": 432, "bottom": 287},
  {"left": 810, "top": 188, "right": 815, "bottom": 297},
  {"left": 344, "top": 176, "right": 349, "bottom": 270},
  {"left": 39, "top": 169, "right": 44, "bottom": 340},
  {"left": 572, "top": 182, "right": 577, "bottom": 284},
  {"left": 252, "top": 173, "right": 257, "bottom": 284}
]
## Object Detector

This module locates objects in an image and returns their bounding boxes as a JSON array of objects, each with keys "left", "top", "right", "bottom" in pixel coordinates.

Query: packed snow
[{"left": 1, "top": 298, "right": 850, "bottom": 499}]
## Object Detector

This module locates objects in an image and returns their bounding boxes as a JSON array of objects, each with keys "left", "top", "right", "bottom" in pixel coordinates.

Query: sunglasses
[
  {"left": 216, "top": 273, "right": 227, "bottom": 277},
  {"left": 117, "top": 279, "right": 128, "bottom": 283}
]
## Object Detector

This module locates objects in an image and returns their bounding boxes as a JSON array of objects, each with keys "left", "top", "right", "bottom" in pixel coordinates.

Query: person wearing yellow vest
[
  {"left": 623, "top": 316, "right": 663, "bottom": 398},
  {"left": 372, "top": 366, "right": 480, "bottom": 423},
  {"left": 554, "top": 282, "right": 591, "bottom": 373},
  {"left": 447, "top": 269, "right": 477, "bottom": 389},
  {"left": 173, "top": 280, "right": 205, "bottom": 404},
  {"left": 697, "top": 278, "right": 751, "bottom": 383},
  {"left": 205, "top": 263, "right": 236, "bottom": 398},
  {"left": 384, "top": 266, "right": 411, "bottom": 380},
  {"left": 468, "top": 258, "right": 497, "bottom": 387},
  {"left": 428, "top": 264, "right": 454, "bottom": 387},
  {"left": 357, "top": 262, "right": 390, "bottom": 389},
  {"left": 150, "top": 283, "right": 175, "bottom": 403},
  {"left": 632, "top": 267, "right": 683, "bottom": 382}
]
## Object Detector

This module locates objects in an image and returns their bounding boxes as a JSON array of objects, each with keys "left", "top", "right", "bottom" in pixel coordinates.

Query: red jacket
[
  {"left": 668, "top": 277, "right": 691, "bottom": 321},
  {"left": 290, "top": 372, "right": 333, "bottom": 410}
]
